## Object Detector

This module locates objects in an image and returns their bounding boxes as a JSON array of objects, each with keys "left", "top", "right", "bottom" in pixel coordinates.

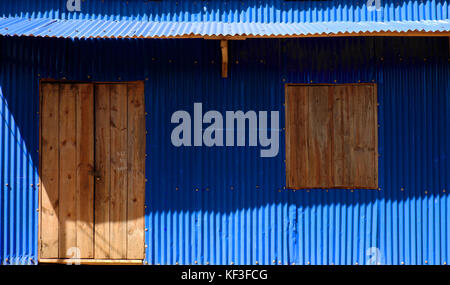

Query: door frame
[{"left": 38, "top": 80, "right": 146, "bottom": 265}]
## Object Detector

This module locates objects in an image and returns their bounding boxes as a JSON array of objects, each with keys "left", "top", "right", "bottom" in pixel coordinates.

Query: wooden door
[
  {"left": 39, "top": 82, "right": 145, "bottom": 263},
  {"left": 93, "top": 83, "right": 146, "bottom": 260}
]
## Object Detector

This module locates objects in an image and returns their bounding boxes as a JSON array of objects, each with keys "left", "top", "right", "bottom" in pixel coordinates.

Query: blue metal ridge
[{"left": 0, "top": 17, "right": 449, "bottom": 38}]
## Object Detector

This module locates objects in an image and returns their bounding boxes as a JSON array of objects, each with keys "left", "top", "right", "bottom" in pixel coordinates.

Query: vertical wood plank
[
  {"left": 76, "top": 83, "right": 94, "bottom": 258},
  {"left": 348, "top": 85, "right": 377, "bottom": 188},
  {"left": 332, "top": 85, "right": 352, "bottom": 187},
  {"left": 373, "top": 85, "right": 379, "bottom": 188},
  {"left": 308, "top": 86, "right": 332, "bottom": 188},
  {"left": 285, "top": 86, "right": 309, "bottom": 189},
  {"left": 109, "top": 84, "right": 128, "bottom": 259},
  {"left": 40, "top": 83, "right": 60, "bottom": 258},
  {"left": 59, "top": 84, "right": 78, "bottom": 258},
  {"left": 94, "top": 84, "right": 111, "bottom": 259},
  {"left": 126, "top": 82, "right": 146, "bottom": 259},
  {"left": 332, "top": 85, "right": 343, "bottom": 186}
]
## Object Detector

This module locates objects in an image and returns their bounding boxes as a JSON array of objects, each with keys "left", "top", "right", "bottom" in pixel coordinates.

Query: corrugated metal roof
[
  {"left": 0, "top": 17, "right": 449, "bottom": 38},
  {"left": 1, "top": 0, "right": 449, "bottom": 23}
]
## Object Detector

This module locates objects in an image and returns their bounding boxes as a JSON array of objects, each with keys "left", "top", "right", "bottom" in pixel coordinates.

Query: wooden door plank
[
  {"left": 40, "top": 83, "right": 60, "bottom": 258},
  {"left": 58, "top": 84, "right": 78, "bottom": 258},
  {"left": 126, "top": 82, "right": 146, "bottom": 259},
  {"left": 307, "top": 86, "right": 332, "bottom": 188},
  {"left": 285, "top": 86, "right": 309, "bottom": 189},
  {"left": 39, "top": 258, "right": 143, "bottom": 265},
  {"left": 94, "top": 84, "right": 111, "bottom": 259},
  {"left": 76, "top": 83, "right": 95, "bottom": 258},
  {"left": 109, "top": 84, "right": 128, "bottom": 259}
]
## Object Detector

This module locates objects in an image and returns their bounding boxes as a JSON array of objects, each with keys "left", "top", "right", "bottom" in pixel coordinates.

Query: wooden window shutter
[{"left": 285, "top": 84, "right": 378, "bottom": 189}]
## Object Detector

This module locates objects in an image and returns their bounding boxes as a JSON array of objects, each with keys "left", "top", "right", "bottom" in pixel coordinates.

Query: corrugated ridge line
[
  {"left": 0, "top": 0, "right": 449, "bottom": 23},
  {"left": 0, "top": 18, "right": 450, "bottom": 39},
  {"left": 0, "top": 36, "right": 39, "bottom": 265},
  {"left": 378, "top": 56, "right": 449, "bottom": 264}
]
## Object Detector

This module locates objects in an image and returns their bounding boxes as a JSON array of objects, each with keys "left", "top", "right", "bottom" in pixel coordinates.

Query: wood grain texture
[
  {"left": 126, "top": 82, "right": 146, "bottom": 259},
  {"left": 286, "top": 85, "right": 309, "bottom": 188},
  {"left": 332, "top": 85, "right": 351, "bottom": 187},
  {"left": 307, "top": 86, "right": 332, "bottom": 188},
  {"left": 39, "top": 258, "right": 143, "bottom": 265},
  {"left": 58, "top": 84, "right": 78, "bottom": 258},
  {"left": 109, "top": 84, "right": 128, "bottom": 259},
  {"left": 373, "top": 85, "right": 379, "bottom": 189},
  {"left": 94, "top": 84, "right": 111, "bottom": 259},
  {"left": 221, "top": 40, "right": 228, "bottom": 78},
  {"left": 348, "top": 85, "right": 377, "bottom": 188},
  {"left": 40, "top": 81, "right": 146, "bottom": 262},
  {"left": 76, "top": 83, "right": 95, "bottom": 258},
  {"left": 40, "top": 83, "right": 60, "bottom": 258},
  {"left": 285, "top": 84, "right": 378, "bottom": 189}
]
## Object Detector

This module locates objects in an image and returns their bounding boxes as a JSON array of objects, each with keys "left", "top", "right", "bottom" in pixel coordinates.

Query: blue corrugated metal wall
[
  {"left": 0, "top": 35, "right": 40, "bottom": 264},
  {"left": 0, "top": 36, "right": 448, "bottom": 265},
  {"left": 0, "top": 0, "right": 448, "bottom": 22}
]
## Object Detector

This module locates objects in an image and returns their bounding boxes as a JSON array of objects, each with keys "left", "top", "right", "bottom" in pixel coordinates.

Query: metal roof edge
[{"left": 0, "top": 18, "right": 449, "bottom": 39}]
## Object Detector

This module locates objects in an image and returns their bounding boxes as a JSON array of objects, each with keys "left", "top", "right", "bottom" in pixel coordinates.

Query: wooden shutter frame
[
  {"left": 38, "top": 80, "right": 146, "bottom": 263},
  {"left": 285, "top": 83, "right": 378, "bottom": 190}
]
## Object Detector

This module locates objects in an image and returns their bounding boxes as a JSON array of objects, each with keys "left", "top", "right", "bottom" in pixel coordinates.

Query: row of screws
[
  {"left": 0, "top": 258, "right": 444, "bottom": 265},
  {"left": 143, "top": 260, "right": 446, "bottom": 265},
  {"left": 2, "top": 183, "right": 444, "bottom": 194}
]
